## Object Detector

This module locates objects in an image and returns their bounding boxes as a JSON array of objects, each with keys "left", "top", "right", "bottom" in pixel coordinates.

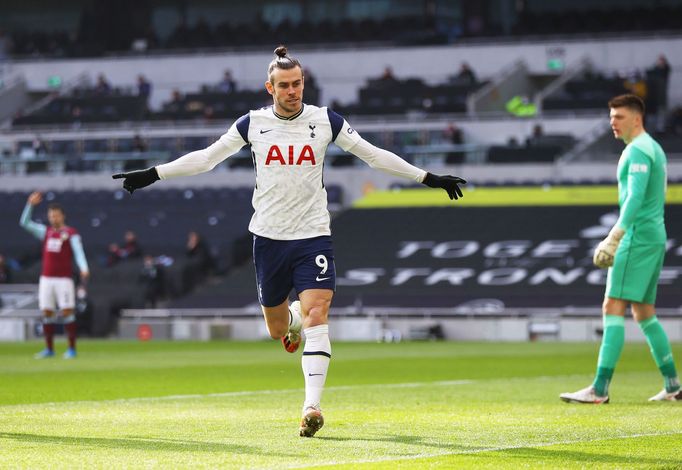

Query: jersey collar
[{"left": 272, "top": 104, "right": 305, "bottom": 121}]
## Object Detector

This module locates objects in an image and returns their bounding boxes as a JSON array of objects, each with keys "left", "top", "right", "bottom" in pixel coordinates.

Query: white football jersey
[{"left": 220, "top": 104, "right": 361, "bottom": 240}]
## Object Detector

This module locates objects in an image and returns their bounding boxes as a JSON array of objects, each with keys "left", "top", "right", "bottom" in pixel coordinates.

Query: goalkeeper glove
[
  {"left": 593, "top": 226, "right": 625, "bottom": 269},
  {"left": 422, "top": 172, "right": 466, "bottom": 200},
  {"left": 112, "top": 167, "right": 160, "bottom": 194}
]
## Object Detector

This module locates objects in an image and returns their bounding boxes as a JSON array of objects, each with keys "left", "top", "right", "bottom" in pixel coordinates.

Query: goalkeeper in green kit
[{"left": 561, "top": 94, "right": 681, "bottom": 404}]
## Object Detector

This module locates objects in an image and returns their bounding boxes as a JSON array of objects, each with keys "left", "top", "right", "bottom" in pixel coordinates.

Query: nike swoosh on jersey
[
  {"left": 316, "top": 276, "right": 331, "bottom": 281},
  {"left": 260, "top": 129, "right": 273, "bottom": 134}
]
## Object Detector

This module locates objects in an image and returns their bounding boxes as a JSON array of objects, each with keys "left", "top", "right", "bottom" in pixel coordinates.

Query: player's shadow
[
  {"left": 318, "top": 436, "right": 678, "bottom": 467},
  {"left": 0, "top": 432, "right": 296, "bottom": 457},
  {"left": 316, "top": 433, "right": 476, "bottom": 451},
  {"left": 480, "top": 446, "right": 676, "bottom": 467}
]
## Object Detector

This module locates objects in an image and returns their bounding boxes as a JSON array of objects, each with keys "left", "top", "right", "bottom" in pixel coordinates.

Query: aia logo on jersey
[{"left": 265, "top": 145, "right": 316, "bottom": 165}]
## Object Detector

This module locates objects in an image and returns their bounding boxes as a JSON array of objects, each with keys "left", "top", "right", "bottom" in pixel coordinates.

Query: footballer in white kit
[{"left": 114, "top": 45, "right": 466, "bottom": 437}]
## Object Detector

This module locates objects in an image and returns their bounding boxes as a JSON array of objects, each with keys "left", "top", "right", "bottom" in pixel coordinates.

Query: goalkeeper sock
[
  {"left": 592, "top": 314, "right": 625, "bottom": 397},
  {"left": 301, "top": 324, "right": 331, "bottom": 412},
  {"left": 639, "top": 316, "right": 680, "bottom": 393}
]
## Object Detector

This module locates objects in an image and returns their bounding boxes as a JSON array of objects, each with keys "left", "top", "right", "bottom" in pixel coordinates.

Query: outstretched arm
[
  {"left": 155, "top": 139, "right": 239, "bottom": 179},
  {"left": 113, "top": 117, "right": 249, "bottom": 194},
  {"left": 19, "top": 192, "right": 47, "bottom": 240},
  {"left": 331, "top": 109, "right": 465, "bottom": 200},
  {"left": 347, "top": 137, "right": 426, "bottom": 182},
  {"left": 347, "top": 138, "right": 466, "bottom": 200}
]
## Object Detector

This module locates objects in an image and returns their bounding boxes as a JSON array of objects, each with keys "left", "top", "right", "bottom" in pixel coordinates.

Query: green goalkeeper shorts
[{"left": 606, "top": 241, "right": 666, "bottom": 304}]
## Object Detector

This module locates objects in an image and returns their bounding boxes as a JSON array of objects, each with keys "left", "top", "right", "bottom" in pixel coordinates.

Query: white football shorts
[{"left": 38, "top": 276, "right": 75, "bottom": 311}]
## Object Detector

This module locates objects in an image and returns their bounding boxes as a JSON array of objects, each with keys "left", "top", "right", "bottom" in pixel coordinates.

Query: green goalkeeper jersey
[{"left": 615, "top": 132, "right": 667, "bottom": 244}]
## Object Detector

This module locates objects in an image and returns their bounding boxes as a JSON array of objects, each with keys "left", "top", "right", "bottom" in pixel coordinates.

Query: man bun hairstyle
[
  {"left": 268, "top": 45, "right": 302, "bottom": 82},
  {"left": 609, "top": 93, "right": 645, "bottom": 116}
]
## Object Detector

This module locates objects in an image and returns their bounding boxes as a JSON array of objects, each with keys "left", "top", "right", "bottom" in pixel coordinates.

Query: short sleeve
[
  {"left": 328, "top": 109, "right": 362, "bottom": 151},
  {"left": 219, "top": 113, "right": 250, "bottom": 149}
]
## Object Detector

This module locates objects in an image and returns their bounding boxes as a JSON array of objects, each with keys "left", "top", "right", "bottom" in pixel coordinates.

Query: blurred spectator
[
  {"left": 444, "top": 123, "right": 463, "bottom": 145},
  {"left": 444, "top": 123, "right": 466, "bottom": 164},
  {"left": 370, "top": 66, "right": 398, "bottom": 91},
  {"left": 32, "top": 136, "right": 48, "bottom": 155},
  {"left": 217, "top": 70, "right": 236, "bottom": 93},
  {"left": 132, "top": 134, "right": 148, "bottom": 152},
  {"left": 120, "top": 230, "right": 142, "bottom": 258},
  {"left": 165, "top": 89, "right": 184, "bottom": 113},
  {"left": 669, "top": 107, "right": 682, "bottom": 135},
  {"left": 139, "top": 255, "right": 165, "bottom": 307},
  {"left": 202, "top": 106, "right": 215, "bottom": 122},
  {"left": 71, "top": 106, "right": 83, "bottom": 129},
  {"left": 94, "top": 74, "right": 112, "bottom": 95},
  {"left": 186, "top": 231, "right": 215, "bottom": 273},
  {"left": 526, "top": 124, "right": 544, "bottom": 145},
  {"left": 137, "top": 74, "right": 152, "bottom": 102},
  {"left": 303, "top": 68, "right": 320, "bottom": 105},
  {"left": 304, "top": 68, "right": 318, "bottom": 89},
  {"left": 624, "top": 71, "right": 647, "bottom": 100},
  {"left": 106, "top": 230, "right": 142, "bottom": 266},
  {"left": 181, "top": 231, "right": 215, "bottom": 293},
  {"left": 507, "top": 137, "right": 520, "bottom": 147},
  {"left": 379, "top": 66, "right": 397, "bottom": 83},
  {"left": 453, "top": 62, "right": 478, "bottom": 86},
  {"left": 0, "top": 253, "right": 11, "bottom": 284},
  {"left": 647, "top": 54, "right": 671, "bottom": 132},
  {"left": 106, "top": 243, "right": 121, "bottom": 266}
]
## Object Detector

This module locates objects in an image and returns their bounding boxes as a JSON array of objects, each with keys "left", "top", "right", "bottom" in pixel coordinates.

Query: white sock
[
  {"left": 288, "top": 301, "right": 302, "bottom": 334},
  {"left": 301, "top": 324, "right": 331, "bottom": 412}
]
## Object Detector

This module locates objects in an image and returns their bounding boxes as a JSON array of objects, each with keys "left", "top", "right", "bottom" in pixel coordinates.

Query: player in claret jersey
[
  {"left": 113, "top": 45, "right": 466, "bottom": 437},
  {"left": 20, "top": 192, "right": 90, "bottom": 359}
]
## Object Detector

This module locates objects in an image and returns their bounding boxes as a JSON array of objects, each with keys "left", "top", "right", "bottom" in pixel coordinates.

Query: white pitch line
[
  {"left": 0, "top": 372, "right": 616, "bottom": 410},
  {"left": 285, "top": 430, "right": 682, "bottom": 469},
  {"left": 0, "top": 379, "right": 474, "bottom": 410}
]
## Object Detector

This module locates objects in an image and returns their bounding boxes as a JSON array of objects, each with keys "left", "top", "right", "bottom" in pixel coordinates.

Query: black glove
[
  {"left": 112, "top": 167, "right": 160, "bottom": 194},
  {"left": 422, "top": 172, "right": 466, "bottom": 200}
]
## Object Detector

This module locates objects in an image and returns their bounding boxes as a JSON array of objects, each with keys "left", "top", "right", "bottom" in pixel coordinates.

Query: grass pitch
[{"left": 1, "top": 340, "right": 681, "bottom": 468}]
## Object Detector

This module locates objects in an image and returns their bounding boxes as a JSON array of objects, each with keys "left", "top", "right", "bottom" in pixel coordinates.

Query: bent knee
[
  {"left": 602, "top": 297, "right": 626, "bottom": 316},
  {"left": 265, "top": 321, "right": 288, "bottom": 339},
  {"left": 306, "top": 305, "right": 328, "bottom": 325}
]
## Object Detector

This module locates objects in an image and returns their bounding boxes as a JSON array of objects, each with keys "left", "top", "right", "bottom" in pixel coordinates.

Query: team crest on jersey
[
  {"left": 309, "top": 124, "right": 316, "bottom": 138},
  {"left": 60, "top": 231, "right": 69, "bottom": 241}
]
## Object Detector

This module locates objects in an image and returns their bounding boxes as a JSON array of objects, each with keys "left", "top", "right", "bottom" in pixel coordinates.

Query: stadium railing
[
  {"left": 0, "top": 284, "right": 40, "bottom": 341},
  {"left": 0, "top": 151, "right": 171, "bottom": 174},
  {"left": 117, "top": 306, "right": 682, "bottom": 342}
]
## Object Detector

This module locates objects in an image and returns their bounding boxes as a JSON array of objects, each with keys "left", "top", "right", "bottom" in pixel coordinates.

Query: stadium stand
[
  {"left": 543, "top": 72, "right": 631, "bottom": 111},
  {"left": 1, "top": 0, "right": 681, "bottom": 339},
  {"left": 335, "top": 77, "right": 485, "bottom": 116},
  {"left": 2, "top": 2, "right": 681, "bottom": 59},
  {"left": 0, "top": 184, "right": 346, "bottom": 334}
]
